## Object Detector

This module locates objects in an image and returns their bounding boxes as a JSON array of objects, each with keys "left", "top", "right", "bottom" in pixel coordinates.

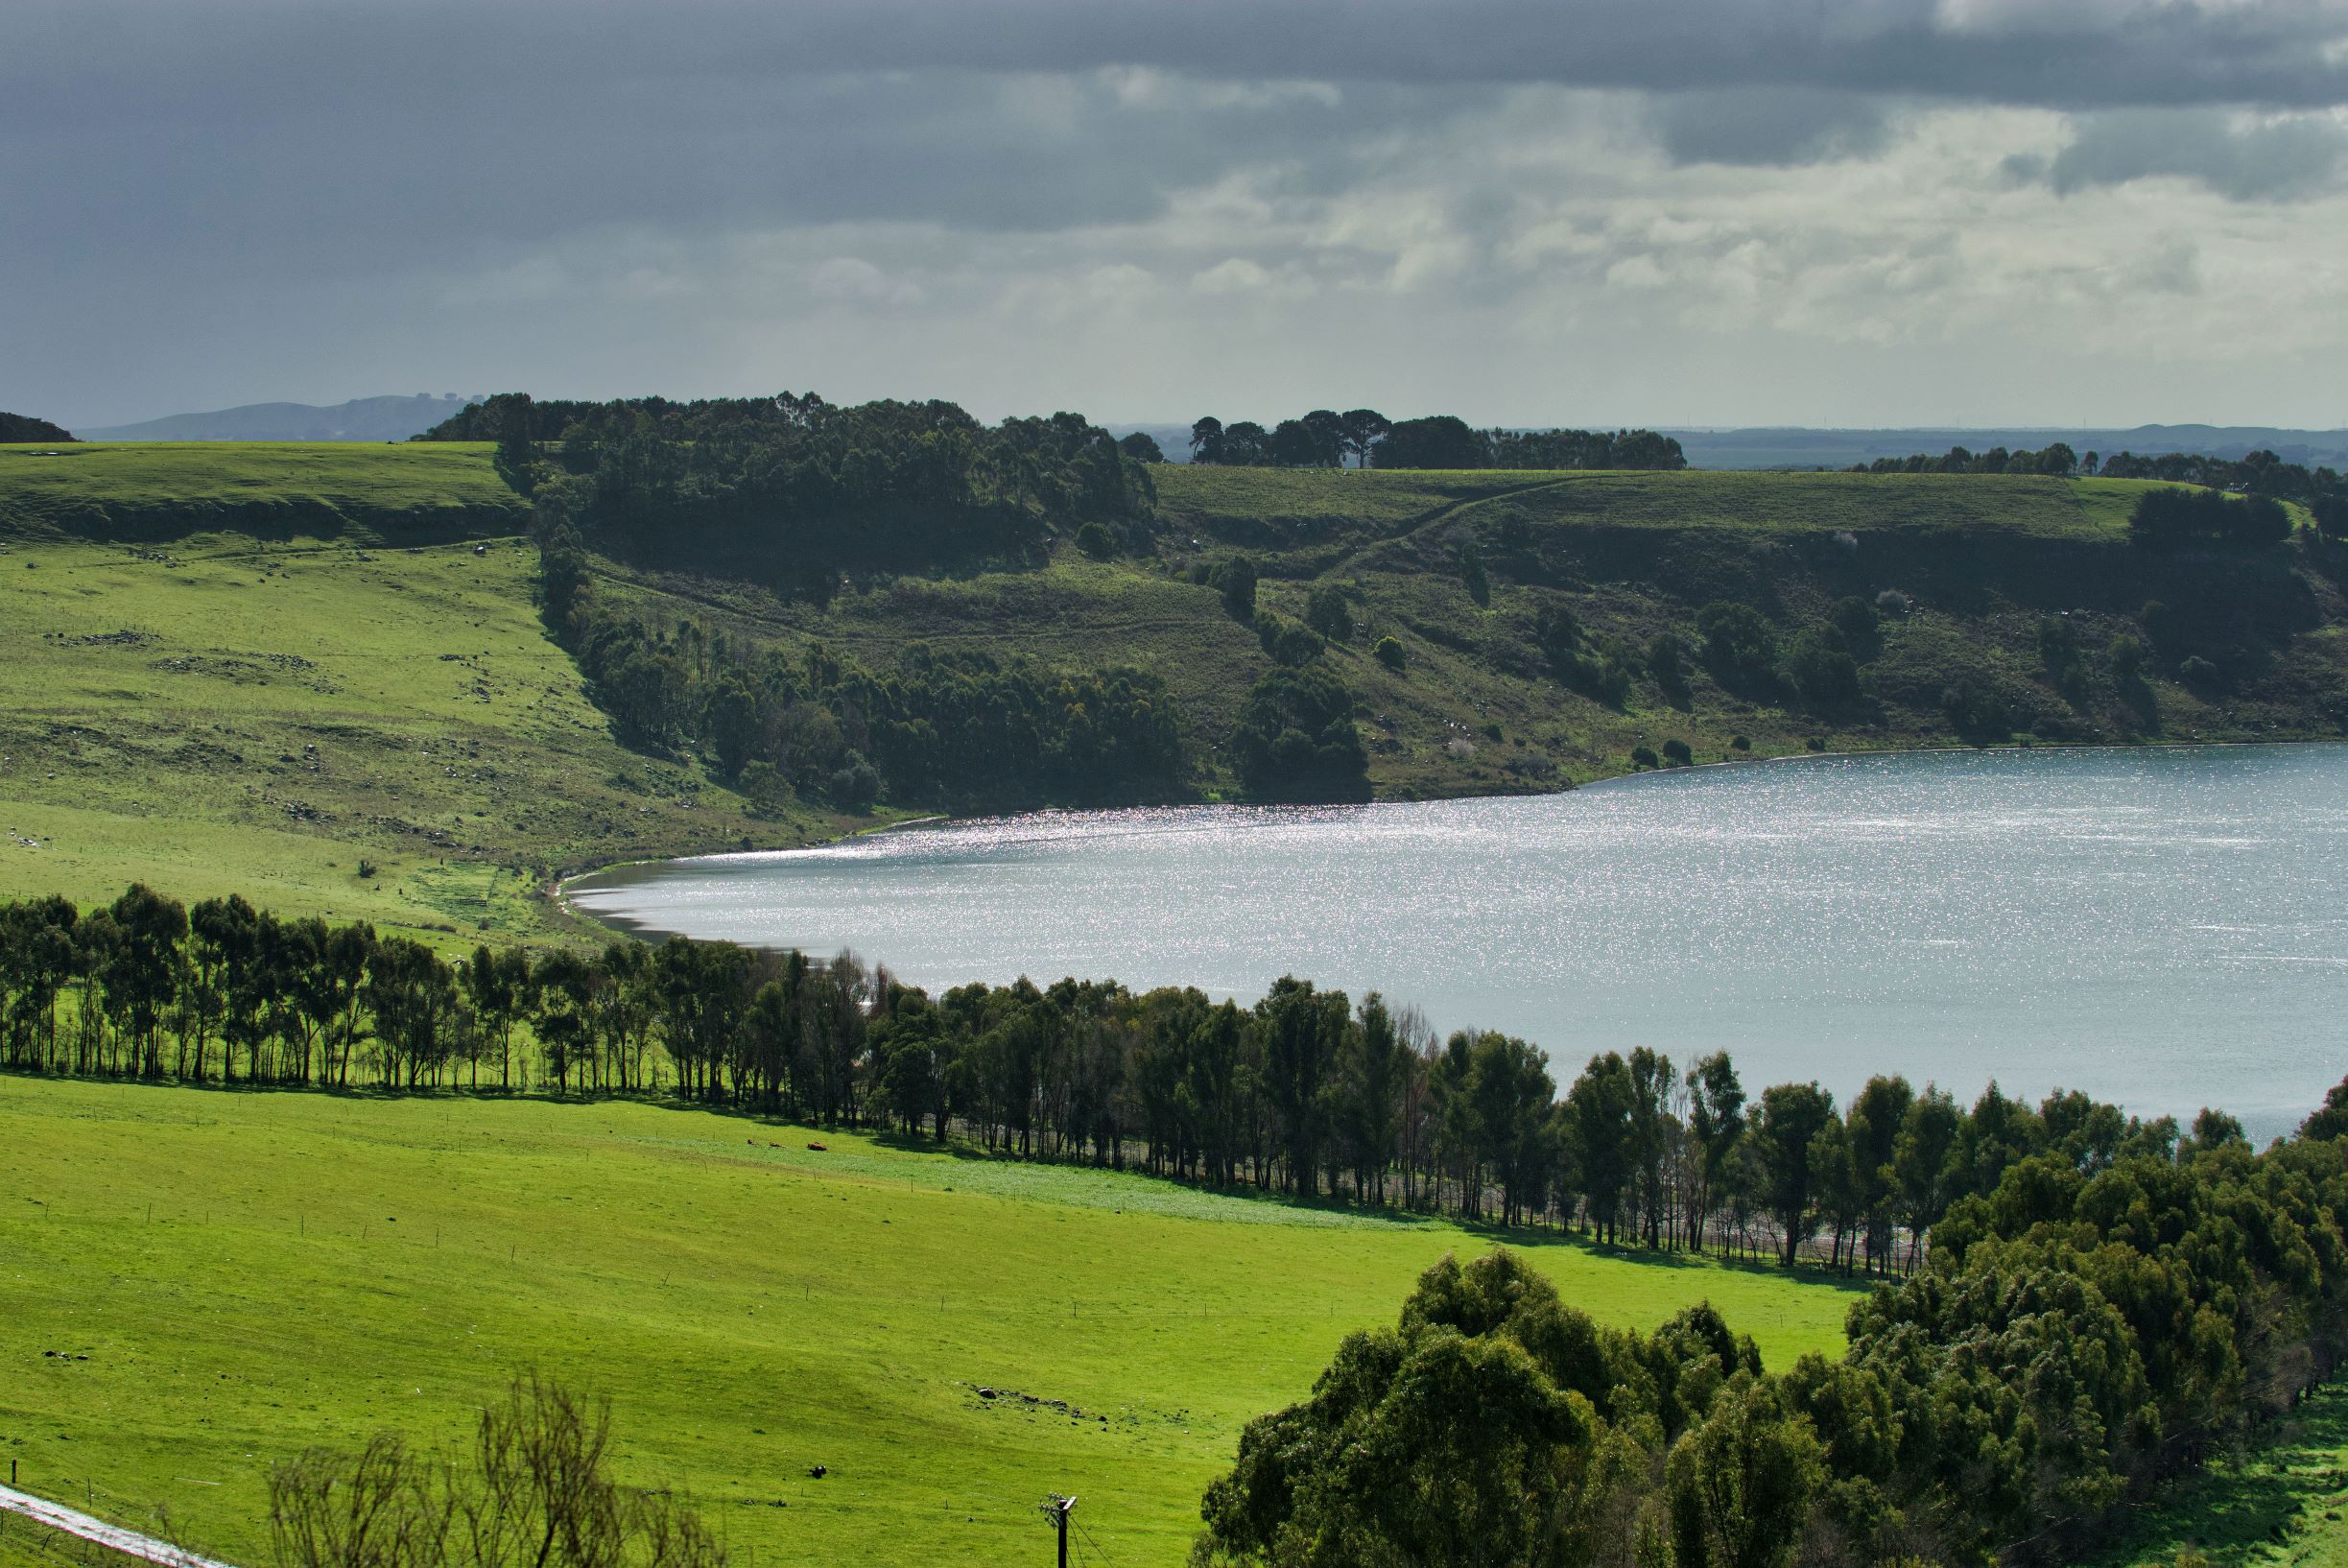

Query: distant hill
[
  {"left": 1106, "top": 422, "right": 2348, "bottom": 470},
  {"left": 80, "top": 393, "right": 482, "bottom": 442},
  {"left": 0, "top": 411, "right": 75, "bottom": 442}
]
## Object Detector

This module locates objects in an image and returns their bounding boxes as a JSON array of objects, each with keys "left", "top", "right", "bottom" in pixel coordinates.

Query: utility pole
[{"left": 1038, "top": 1493, "right": 1076, "bottom": 1568}]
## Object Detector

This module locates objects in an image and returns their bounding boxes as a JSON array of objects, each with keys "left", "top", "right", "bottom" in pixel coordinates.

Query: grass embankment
[
  {"left": 0, "top": 1078, "right": 1859, "bottom": 1568},
  {"left": 0, "top": 445, "right": 854, "bottom": 944}
]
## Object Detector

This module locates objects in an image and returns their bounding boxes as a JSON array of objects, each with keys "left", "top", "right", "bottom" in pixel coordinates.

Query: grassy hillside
[
  {"left": 654, "top": 463, "right": 2348, "bottom": 802},
  {"left": 8, "top": 443, "right": 2347, "bottom": 927},
  {"left": 0, "top": 445, "right": 857, "bottom": 943},
  {"left": 0, "top": 441, "right": 524, "bottom": 541},
  {"left": 0, "top": 1078, "right": 1859, "bottom": 1568}
]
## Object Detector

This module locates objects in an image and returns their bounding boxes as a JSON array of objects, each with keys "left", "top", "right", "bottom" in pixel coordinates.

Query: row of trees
[
  {"left": 2, "top": 884, "right": 2232, "bottom": 1277},
  {"left": 429, "top": 392, "right": 1157, "bottom": 585},
  {"left": 1853, "top": 441, "right": 2092, "bottom": 477},
  {"left": 2102, "top": 446, "right": 2348, "bottom": 533},
  {"left": 1855, "top": 442, "right": 2348, "bottom": 534},
  {"left": 1186, "top": 413, "right": 1687, "bottom": 472},
  {"left": 1201, "top": 1080, "right": 2348, "bottom": 1567}
]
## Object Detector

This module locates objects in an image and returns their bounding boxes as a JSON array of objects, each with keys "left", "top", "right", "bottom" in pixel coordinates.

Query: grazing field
[
  {"left": 0, "top": 1078, "right": 1861, "bottom": 1568},
  {"left": 0, "top": 531, "right": 849, "bottom": 945},
  {"left": 0, "top": 442, "right": 524, "bottom": 541}
]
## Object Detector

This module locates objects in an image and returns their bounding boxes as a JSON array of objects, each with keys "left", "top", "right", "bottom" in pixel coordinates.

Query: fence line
[{"left": 0, "top": 1483, "right": 239, "bottom": 1568}]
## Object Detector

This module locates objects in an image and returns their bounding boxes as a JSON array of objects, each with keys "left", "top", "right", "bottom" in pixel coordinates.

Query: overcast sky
[{"left": 13, "top": 0, "right": 2348, "bottom": 430}]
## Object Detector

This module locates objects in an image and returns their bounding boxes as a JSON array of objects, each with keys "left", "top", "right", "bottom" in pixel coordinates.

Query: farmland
[{"left": 0, "top": 1078, "right": 1860, "bottom": 1568}]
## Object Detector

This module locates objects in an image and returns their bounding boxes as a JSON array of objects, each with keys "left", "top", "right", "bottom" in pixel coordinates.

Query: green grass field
[
  {"left": 0, "top": 442, "right": 524, "bottom": 542},
  {"left": 0, "top": 530, "right": 861, "bottom": 947},
  {"left": 0, "top": 1077, "right": 1860, "bottom": 1568}
]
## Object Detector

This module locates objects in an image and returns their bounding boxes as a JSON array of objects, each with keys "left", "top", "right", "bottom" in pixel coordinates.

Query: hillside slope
[
  {"left": 0, "top": 443, "right": 849, "bottom": 941},
  {"left": 9, "top": 443, "right": 2348, "bottom": 929},
  {"left": 648, "top": 464, "right": 2348, "bottom": 802},
  {"left": 0, "top": 1079, "right": 1858, "bottom": 1568}
]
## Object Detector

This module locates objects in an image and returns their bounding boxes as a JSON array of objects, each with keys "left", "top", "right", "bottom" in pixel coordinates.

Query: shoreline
[
  {"left": 558, "top": 737, "right": 2338, "bottom": 929},
  {"left": 554, "top": 731, "right": 2348, "bottom": 942}
]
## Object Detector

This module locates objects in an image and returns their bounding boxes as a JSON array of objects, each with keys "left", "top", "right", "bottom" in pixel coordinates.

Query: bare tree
[{"left": 270, "top": 1376, "right": 722, "bottom": 1568}]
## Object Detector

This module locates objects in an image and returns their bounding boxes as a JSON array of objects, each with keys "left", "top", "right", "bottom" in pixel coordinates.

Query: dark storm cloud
[
  {"left": 1644, "top": 89, "right": 1895, "bottom": 167},
  {"left": 12, "top": 0, "right": 2348, "bottom": 425},
  {"left": 7, "top": 0, "right": 2337, "bottom": 281},
  {"left": 15, "top": 1, "right": 2348, "bottom": 110},
  {"left": 2022, "top": 107, "right": 2348, "bottom": 201}
]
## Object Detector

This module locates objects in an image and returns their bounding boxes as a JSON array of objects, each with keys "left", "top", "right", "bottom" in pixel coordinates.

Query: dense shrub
[
  {"left": 1229, "top": 665, "right": 1370, "bottom": 801},
  {"left": 1305, "top": 585, "right": 1355, "bottom": 643},
  {"left": 2129, "top": 486, "right": 2291, "bottom": 548},
  {"left": 1696, "top": 603, "right": 1778, "bottom": 690}
]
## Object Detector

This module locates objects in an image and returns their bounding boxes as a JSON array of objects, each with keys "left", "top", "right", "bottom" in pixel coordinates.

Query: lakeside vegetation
[
  {"left": 5, "top": 882, "right": 2347, "bottom": 1565},
  {"left": 3, "top": 881, "right": 2221, "bottom": 1274},
  {"left": 1204, "top": 1060, "right": 2348, "bottom": 1564},
  {"left": 9, "top": 418, "right": 2348, "bottom": 1563},
  {"left": 11, "top": 425, "right": 2348, "bottom": 943}
]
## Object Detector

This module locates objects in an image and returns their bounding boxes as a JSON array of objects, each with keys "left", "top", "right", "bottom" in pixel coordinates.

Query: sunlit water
[{"left": 568, "top": 747, "right": 2348, "bottom": 1136}]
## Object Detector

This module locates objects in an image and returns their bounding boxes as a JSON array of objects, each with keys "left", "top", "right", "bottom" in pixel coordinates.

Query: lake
[{"left": 567, "top": 745, "right": 2348, "bottom": 1136}]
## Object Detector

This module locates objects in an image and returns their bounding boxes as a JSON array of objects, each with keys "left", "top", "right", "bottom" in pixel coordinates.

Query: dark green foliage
[
  {"left": 1696, "top": 603, "right": 1778, "bottom": 691},
  {"left": 1213, "top": 554, "right": 1260, "bottom": 621},
  {"left": 556, "top": 537, "right": 1187, "bottom": 810},
  {"left": 0, "top": 412, "right": 75, "bottom": 442},
  {"left": 1074, "top": 520, "right": 1116, "bottom": 559},
  {"left": 1200, "top": 1068, "right": 2348, "bottom": 1568},
  {"left": 1372, "top": 635, "right": 1408, "bottom": 672},
  {"left": 1491, "top": 428, "right": 1687, "bottom": 470},
  {"left": 1783, "top": 628, "right": 1861, "bottom": 708},
  {"left": 1661, "top": 738, "right": 1693, "bottom": 767},
  {"left": 1304, "top": 585, "right": 1354, "bottom": 643},
  {"left": 2038, "top": 615, "right": 2084, "bottom": 686},
  {"left": 1118, "top": 430, "right": 1166, "bottom": 463},
  {"left": 1828, "top": 597, "right": 1879, "bottom": 640},
  {"left": 1852, "top": 441, "right": 2080, "bottom": 477},
  {"left": 1629, "top": 745, "right": 1660, "bottom": 771},
  {"left": 1729, "top": 734, "right": 1750, "bottom": 751},
  {"left": 1230, "top": 665, "right": 1370, "bottom": 802},
  {"left": 1256, "top": 612, "right": 1325, "bottom": 668},
  {"left": 2099, "top": 446, "right": 2347, "bottom": 519},
  {"left": 1648, "top": 631, "right": 1692, "bottom": 706},
  {"left": 1376, "top": 416, "right": 1490, "bottom": 470},
  {"left": 1940, "top": 676, "right": 2010, "bottom": 740},
  {"left": 2129, "top": 486, "right": 2292, "bottom": 548},
  {"left": 827, "top": 750, "right": 881, "bottom": 811},
  {"left": 1459, "top": 540, "right": 1491, "bottom": 606},
  {"left": 1183, "top": 413, "right": 1682, "bottom": 471},
  {"left": 428, "top": 392, "right": 1153, "bottom": 583}
]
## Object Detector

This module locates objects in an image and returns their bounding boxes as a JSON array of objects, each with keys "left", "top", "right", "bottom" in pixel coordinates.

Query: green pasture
[
  {"left": 0, "top": 442, "right": 523, "bottom": 539},
  {"left": 0, "top": 1078, "right": 1860, "bottom": 1568},
  {"left": 0, "top": 531, "right": 841, "bottom": 945}
]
